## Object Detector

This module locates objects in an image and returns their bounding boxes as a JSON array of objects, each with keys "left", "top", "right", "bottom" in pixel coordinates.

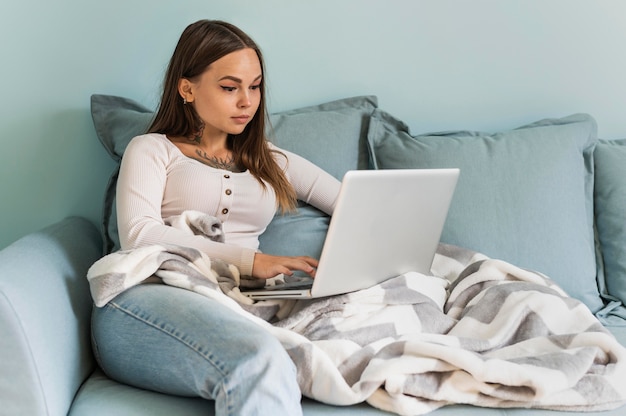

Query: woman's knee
[
  {"left": 231, "top": 325, "right": 296, "bottom": 377},
  {"left": 91, "top": 285, "right": 298, "bottom": 399}
]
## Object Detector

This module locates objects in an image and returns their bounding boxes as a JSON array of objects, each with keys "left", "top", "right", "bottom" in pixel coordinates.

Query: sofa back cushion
[
  {"left": 259, "top": 96, "right": 377, "bottom": 258},
  {"left": 267, "top": 96, "right": 376, "bottom": 180},
  {"left": 91, "top": 94, "right": 377, "bottom": 255},
  {"left": 367, "top": 110, "right": 602, "bottom": 312},
  {"left": 594, "top": 139, "right": 626, "bottom": 309},
  {"left": 91, "top": 95, "right": 153, "bottom": 254}
]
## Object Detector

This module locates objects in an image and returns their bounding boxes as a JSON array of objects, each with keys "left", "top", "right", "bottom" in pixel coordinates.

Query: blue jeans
[{"left": 91, "top": 284, "right": 302, "bottom": 416}]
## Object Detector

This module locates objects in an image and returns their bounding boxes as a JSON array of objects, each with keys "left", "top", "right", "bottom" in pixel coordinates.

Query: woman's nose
[{"left": 238, "top": 91, "right": 251, "bottom": 108}]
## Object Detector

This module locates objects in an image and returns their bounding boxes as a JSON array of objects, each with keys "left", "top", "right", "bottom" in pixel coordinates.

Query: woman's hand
[{"left": 252, "top": 253, "right": 319, "bottom": 279}]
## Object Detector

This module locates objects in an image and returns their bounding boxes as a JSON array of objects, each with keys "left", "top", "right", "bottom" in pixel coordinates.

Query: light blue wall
[{"left": 1, "top": 0, "right": 625, "bottom": 248}]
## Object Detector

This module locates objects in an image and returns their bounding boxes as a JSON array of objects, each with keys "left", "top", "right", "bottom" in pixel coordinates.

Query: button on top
[
  {"left": 225, "top": 189, "right": 232, "bottom": 196},
  {"left": 224, "top": 174, "right": 230, "bottom": 179},
  {"left": 222, "top": 208, "right": 229, "bottom": 215}
]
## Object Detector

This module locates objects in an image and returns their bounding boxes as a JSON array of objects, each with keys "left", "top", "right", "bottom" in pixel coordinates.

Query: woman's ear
[{"left": 178, "top": 78, "right": 194, "bottom": 104}]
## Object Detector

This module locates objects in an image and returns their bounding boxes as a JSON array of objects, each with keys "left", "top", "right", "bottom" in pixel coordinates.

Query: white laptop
[{"left": 242, "top": 168, "right": 459, "bottom": 300}]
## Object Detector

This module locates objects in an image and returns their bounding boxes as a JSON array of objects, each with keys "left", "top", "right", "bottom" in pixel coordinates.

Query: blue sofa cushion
[
  {"left": 90, "top": 95, "right": 153, "bottom": 253},
  {"left": 367, "top": 109, "right": 602, "bottom": 313},
  {"left": 91, "top": 94, "right": 154, "bottom": 163},
  {"left": 594, "top": 139, "right": 626, "bottom": 308},
  {"left": 90, "top": 94, "right": 377, "bottom": 255},
  {"left": 268, "top": 95, "right": 376, "bottom": 180},
  {"left": 69, "top": 370, "right": 400, "bottom": 416},
  {"left": 259, "top": 96, "right": 377, "bottom": 258}
]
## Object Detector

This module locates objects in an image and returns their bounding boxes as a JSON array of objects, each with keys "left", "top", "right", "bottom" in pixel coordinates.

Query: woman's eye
[
  {"left": 250, "top": 84, "right": 261, "bottom": 90},
  {"left": 221, "top": 86, "right": 236, "bottom": 92}
]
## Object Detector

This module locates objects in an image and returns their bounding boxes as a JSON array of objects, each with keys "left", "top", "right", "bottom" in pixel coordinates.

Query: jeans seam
[{"left": 107, "top": 300, "right": 232, "bottom": 392}]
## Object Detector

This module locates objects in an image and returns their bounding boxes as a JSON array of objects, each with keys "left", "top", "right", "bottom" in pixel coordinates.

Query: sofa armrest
[{"left": 0, "top": 217, "right": 102, "bottom": 416}]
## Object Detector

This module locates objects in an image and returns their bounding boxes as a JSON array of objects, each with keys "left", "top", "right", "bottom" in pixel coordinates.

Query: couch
[{"left": 1, "top": 94, "right": 625, "bottom": 415}]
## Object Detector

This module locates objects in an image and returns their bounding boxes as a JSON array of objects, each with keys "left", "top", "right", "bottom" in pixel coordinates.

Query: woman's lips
[{"left": 232, "top": 115, "right": 250, "bottom": 124}]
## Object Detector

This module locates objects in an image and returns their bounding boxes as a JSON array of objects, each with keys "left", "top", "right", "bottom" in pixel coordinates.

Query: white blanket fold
[{"left": 87, "top": 212, "right": 626, "bottom": 415}]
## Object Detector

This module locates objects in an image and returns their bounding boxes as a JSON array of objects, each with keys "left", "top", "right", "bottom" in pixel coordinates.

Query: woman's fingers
[
  {"left": 286, "top": 256, "right": 318, "bottom": 277},
  {"left": 252, "top": 253, "right": 319, "bottom": 279}
]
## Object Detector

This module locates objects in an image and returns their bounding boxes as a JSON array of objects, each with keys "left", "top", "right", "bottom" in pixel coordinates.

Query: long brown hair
[{"left": 149, "top": 20, "right": 297, "bottom": 212}]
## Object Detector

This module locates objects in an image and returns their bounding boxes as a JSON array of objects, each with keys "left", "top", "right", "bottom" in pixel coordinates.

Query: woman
[{"left": 91, "top": 20, "right": 340, "bottom": 415}]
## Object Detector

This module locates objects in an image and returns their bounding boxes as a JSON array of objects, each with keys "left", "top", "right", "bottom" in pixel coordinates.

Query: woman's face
[{"left": 181, "top": 48, "right": 262, "bottom": 142}]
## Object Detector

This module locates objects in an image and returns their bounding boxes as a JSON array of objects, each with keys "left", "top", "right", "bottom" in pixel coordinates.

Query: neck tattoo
[
  {"left": 194, "top": 149, "right": 242, "bottom": 172},
  {"left": 189, "top": 125, "right": 205, "bottom": 145}
]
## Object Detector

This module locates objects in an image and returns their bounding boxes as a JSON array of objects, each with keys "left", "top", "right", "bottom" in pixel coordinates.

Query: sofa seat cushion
[
  {"left": 68, "top": 370, "right": 212, "bottom": 416},
  {"left": 367, "top": 110, "right": 602, "bottom": 313},
  {"left": 69, "top": 370, "right": 396, "bottom": 415},
  {"left": 73, "top": 370, "right": 580, "bottom": 415}
]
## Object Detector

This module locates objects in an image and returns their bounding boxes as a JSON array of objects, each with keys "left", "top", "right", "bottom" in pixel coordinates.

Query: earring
[{"left": 183, "top": 97, "right": 188, "bottom": 105}]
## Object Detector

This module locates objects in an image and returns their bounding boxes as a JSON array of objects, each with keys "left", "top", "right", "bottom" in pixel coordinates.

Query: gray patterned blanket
[{"left": 87, "top": 212, "right": 626, "bottom": 415}]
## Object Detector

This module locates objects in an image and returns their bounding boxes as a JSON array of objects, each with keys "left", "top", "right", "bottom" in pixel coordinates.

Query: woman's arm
[
  {"left": 271, "top": 145, "right": 341, "bottom": 215},
  {"left": 254, "top": 144, "right": 341, "bottom": 278}
]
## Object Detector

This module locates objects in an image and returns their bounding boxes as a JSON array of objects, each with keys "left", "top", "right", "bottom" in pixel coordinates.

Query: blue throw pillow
[
  {"left": 90, "top": 95, "right": 153, "bottom": 254},
  {"left": 259, "top": 96, "right": 378, "bottom": 258},
  {"left": 367, "top": 109, "right": 602, "bottom": 312},
  {"left": 268, "top": 95, "right": 377, "bottom": 180},
  {"left": 594, "top": 139, "right": 626, "bottom": 307}
]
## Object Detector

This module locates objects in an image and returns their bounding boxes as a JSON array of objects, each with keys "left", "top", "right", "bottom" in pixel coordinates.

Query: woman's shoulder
[
  {"left": 126, "top": 133, "right": 174, "bottom": 153},
  {"left": 128, "top": 132, "right": 168, "bottom": 147},
  {"left": 122, "top": 133, "right": 180, "bottom": 163}
]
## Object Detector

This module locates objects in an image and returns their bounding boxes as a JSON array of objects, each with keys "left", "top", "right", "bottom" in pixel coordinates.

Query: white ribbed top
[{"left": 116, "top": 133, "right": 340, "bottom": 275}]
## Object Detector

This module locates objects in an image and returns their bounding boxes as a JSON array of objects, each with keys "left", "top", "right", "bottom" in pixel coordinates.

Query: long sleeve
[{"left": 271, "top": 144, "right": 341, "bottom": 215}]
